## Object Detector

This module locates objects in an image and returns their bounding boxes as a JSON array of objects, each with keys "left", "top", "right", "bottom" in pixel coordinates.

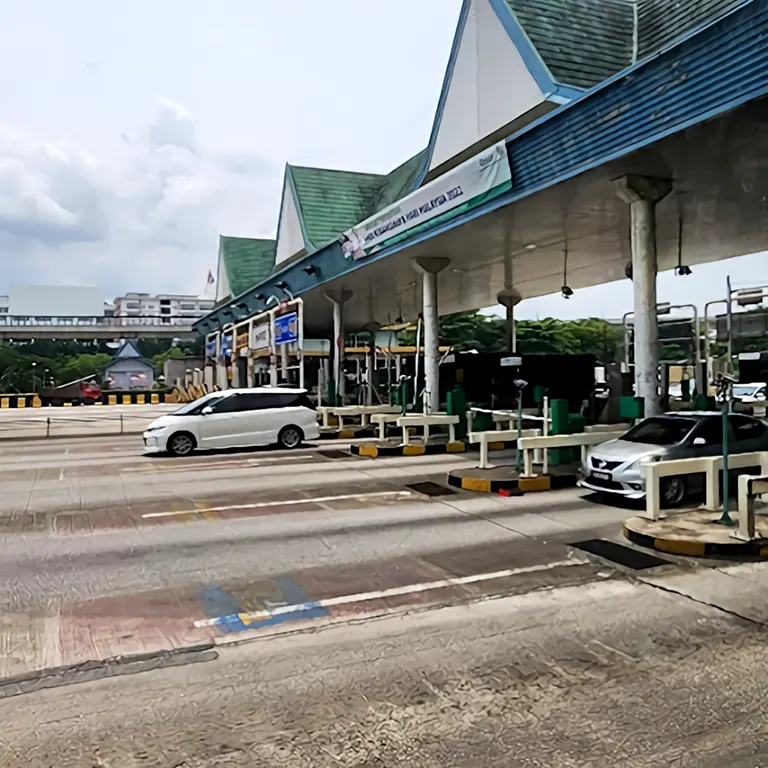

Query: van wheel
[
  {"left": 661, "top": 476, "right": 686, "bottom": 507},
  {"left": 278, "top": 425, "right": 303, "bottom": 450},
  {"left": 167, "top": 431, "right": 196, "bottom": 457}
]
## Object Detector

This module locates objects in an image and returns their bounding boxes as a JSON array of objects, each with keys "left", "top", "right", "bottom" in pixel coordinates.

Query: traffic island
[
  {"left": 351, "top": 439, "right": 466, "bottom": 458},
  {"left": 623, "top": 509, "right": 768, "bottom": 559},
  {"left": 318, "top": 425, "right": 376, "bottom": 440},
  {"left": 446, "top": 465, "right": 580, "bottom": 494}
]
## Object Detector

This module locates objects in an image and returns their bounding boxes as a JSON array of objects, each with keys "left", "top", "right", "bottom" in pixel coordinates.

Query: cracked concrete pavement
[{"left": 2, "top": 432, "right": 768, "bottom": 765}]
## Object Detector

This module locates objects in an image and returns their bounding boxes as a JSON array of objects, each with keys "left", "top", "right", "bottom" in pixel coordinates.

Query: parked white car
[{"left": 142, "top": 387, "right": 320, "bottom": 456}]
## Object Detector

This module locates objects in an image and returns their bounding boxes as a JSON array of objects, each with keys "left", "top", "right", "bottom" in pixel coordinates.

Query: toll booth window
[{"left": 620, "top": 417, "right": 697, "bottom": 445}]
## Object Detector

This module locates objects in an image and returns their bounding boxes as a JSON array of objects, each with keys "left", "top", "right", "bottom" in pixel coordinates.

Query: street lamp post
[
  {"left": 714, "top": 373, "right": 735, "bottom": 526},
  {"left": 31, "top": 361, "right": 37, "bottom": 392}
]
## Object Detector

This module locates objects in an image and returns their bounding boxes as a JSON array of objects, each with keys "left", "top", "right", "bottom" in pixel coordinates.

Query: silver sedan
[{"left": 579, "top": 412, "right": 768, "bottom": 506}]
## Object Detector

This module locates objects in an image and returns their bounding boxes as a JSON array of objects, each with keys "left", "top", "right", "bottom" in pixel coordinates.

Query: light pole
[
  {"left": 31, "top": 361, "right": 37, "bottom": 391},
  {"left": 714, "top": 373, "right": 735, "bottom": 526}
]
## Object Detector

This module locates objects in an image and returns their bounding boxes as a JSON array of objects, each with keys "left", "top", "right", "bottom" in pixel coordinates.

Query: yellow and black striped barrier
[
  {"left": 0, "top": 394, "right": 42, "bottom": 408},
  {"left": 0, "top": 391, "right": 177, "bottom": 407}
]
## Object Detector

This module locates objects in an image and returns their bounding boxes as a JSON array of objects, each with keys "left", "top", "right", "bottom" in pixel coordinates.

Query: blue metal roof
[{"left": 195, "top": 0, "right": 764, "bottom": 336}]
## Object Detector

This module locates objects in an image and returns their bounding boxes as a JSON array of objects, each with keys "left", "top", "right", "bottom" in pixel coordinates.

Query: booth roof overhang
[{"left": 195, "top": 0, "right": 768, "bottom": 337}]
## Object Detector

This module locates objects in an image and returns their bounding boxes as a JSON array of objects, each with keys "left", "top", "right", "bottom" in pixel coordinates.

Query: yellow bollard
[
  {"left": 151, "top": 393, "right": 159, "bottom": 404},
  {"left": 17, "top": 397, "right": 26, "bottom": 408},
  {"left": 0, "top": 397, "right": 8, "bottom": 408},
  {"left": 136, "top": 393, "right": 146, "bottom": 405},
  {"left": 108, "top": 394, "right": 117, "bottom": 405},
  {"left": 121, "top": 395, "right": 131, "bottom": 405},
  {"left": 32, "top": 395, "right": 42, "bottom": 407}
]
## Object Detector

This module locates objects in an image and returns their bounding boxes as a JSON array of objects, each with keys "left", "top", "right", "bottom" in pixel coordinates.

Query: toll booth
[{"left": 440, "top": 353, "right": 597, "bottom": 412}]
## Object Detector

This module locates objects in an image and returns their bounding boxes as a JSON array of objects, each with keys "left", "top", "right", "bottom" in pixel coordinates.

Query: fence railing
[{"left": 0, "top": 315, "right": 197, "bottom": 328}]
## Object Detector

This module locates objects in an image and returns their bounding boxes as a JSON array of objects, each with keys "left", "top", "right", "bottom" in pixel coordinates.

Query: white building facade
[{"left": 113, "top": 293, "right": 215, "bottom": 326}]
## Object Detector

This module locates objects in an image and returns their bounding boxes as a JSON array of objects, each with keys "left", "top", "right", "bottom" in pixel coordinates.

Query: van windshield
[{"left": 172, "top": 394, "right": 226, "bottom": 416}]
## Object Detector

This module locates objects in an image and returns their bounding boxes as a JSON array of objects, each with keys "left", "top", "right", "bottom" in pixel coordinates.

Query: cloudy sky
[{"left": 0, "top": 0, "right": 762, "bottom": 318}]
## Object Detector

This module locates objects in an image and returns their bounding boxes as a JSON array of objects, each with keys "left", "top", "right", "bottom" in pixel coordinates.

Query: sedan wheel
[{"left": 661, "top": 476, "right": 685, "bottom": 507}]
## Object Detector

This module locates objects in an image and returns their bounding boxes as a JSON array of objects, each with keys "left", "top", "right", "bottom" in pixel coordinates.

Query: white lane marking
[
  {"left": 123, "top": 454, "right": 314, "bottom": 473},
  {"left": 142, "top": 490, "right": 414, "bottom": 519},
  {"left": 59, "top": 468, "right": 65, "bottom": 481},
  {"left": 194, "top": 558, "right": 585, "bottom": 628}
]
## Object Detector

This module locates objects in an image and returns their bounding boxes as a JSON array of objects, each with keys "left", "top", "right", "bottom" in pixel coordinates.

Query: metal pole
[
  {"left": 726, "top": 276, "right": 734, "bottom": 375},
  {"left": 421, "top": 269, "right": 439, "bottom": 414},
  {"left": 715, "top": 375, "right": 735, "bottom": 526}
]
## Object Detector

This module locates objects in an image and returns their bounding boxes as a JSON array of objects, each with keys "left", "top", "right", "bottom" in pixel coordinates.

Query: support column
[
  {"left": 497, "top": 287, "right": 522, "bottom": 354},
  {"left": 215, "top": 360, "right": 228, "bottom": 390},
  {"left": 325, "top": 289, "right": 353, "bottom": 405},
  {"left": 364, "top": 322, "right": 380, "bottom": 406},
  {"left": 413, "top": 257, "right": 449, "bottom": 414},
  {"left": 614, "top": 175, "right": 672, "bottom": 417},
  {"left": 230, "top": 358, "right": 241, "bottom": 388}
]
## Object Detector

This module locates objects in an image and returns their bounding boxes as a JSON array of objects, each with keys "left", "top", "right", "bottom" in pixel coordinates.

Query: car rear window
[{"left": 619, "top": 417, "right": 697, "bottom": 445}]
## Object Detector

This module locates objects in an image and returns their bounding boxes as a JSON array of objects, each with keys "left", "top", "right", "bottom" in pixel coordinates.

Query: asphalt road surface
[{"left": 1, "top": 433, "right": 767, "bottom": 767}]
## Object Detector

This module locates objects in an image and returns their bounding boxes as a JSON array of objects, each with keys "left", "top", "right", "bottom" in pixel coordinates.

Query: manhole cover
[
  {"left": 318, "top": 450, "right": 351, "bottom": 460},
  {"left": 570, "top": 539, "right": 669, "bottom": 570},
  {"left": 406, "top": 481, "right": 457, "bottom": 497}
]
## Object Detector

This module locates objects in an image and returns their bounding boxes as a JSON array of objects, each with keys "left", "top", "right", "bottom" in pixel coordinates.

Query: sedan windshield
[
  {"left": 172, "top": 394, "right": 226, "bottom": 416},
  {"left": 619, "top": 417, "right": 697, "bottom": 446}
]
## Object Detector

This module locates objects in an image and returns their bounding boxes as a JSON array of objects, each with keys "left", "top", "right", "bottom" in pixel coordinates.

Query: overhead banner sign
[
  {"left": 220, "top": 330, "right": 233, "bottom": 359},
  {"left": 250, "top": 322, "right": 270, "bottom": 350},
  {"left": 274, "top": 312, "right": 299, "bottom": 345},
  {"left": 340, "top": 141, "right": 512, "bottom": 261}
]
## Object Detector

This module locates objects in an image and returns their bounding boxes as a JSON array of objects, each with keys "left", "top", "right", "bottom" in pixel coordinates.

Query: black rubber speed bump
[
  {"left": 406, "top": 481, "right": 457, "bottom": 497},
  {"left": 571, "top": 538, "right": 670, "bottom": 570},
  {"left": 318, "top": 449, "right": 351, "bottom": 460}
]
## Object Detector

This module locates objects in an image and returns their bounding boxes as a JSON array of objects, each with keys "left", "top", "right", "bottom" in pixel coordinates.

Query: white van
[{"left": 142, "top": 387, "right": 320, "bottom": 456}]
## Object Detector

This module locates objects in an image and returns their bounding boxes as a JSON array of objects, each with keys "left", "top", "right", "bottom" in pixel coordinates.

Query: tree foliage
[
  {"left": 0, "top": 338, "right": 201, "bottom": 393},
  {"left": 399, "top": 311, "right": 626, "bottom": 362}
]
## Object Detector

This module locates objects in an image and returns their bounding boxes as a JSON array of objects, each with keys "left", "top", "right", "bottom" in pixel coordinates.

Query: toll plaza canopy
[{"left": 195, "top": 0, "right": 766, "bottom": 339}]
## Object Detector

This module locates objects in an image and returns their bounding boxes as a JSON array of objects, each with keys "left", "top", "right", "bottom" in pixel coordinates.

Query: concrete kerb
[
  {"left": 623, "top": 511, "right": 768, "bottom": 560},
  {"left": 351, "top": 441, "right": 467, "bottom": 459},
  {"left": 446, "top": 469, "right": 579, "bottom": 495}
]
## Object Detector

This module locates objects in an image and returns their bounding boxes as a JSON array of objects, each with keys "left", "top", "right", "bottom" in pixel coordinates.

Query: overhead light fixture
[
  {"left": 303, "top": 265, "right": 318, "bottom": 275},
  {"left": 275, "top": 281, "right": 288, "bottom": 290},
  {"left": 254, "top": 293, "right": 265, "bottom": 301},
  {"left": 675, "top": 204, "right": 692, "bottom": 276},
  {"left": 525, "top": 244, "right": 537, "bottom": 251},
  {"left": 394, "top": 315, "right": 403, "bottom": 324},
  {"left": 561, "top": 241, "right": 573, "bottom": 299}
]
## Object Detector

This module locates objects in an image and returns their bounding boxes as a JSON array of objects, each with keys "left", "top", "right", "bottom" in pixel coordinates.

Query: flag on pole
[{"left": 203, "top": 269, "right": 215, "bottom": 299}]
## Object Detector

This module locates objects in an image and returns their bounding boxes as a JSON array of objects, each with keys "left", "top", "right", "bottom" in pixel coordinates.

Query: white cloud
[{"left": 0, "top": 98, "right": 278, "bottom": 299}]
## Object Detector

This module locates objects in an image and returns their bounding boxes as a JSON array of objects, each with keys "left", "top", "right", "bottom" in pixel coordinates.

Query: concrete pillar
[
  {"left": 413, "top": 257, "right": 449, "bottom": 414},
  {"left": 325, "top": 289, "right": 353, "bottom": 404},
  {"left": 215, "top": 360, "right": 228, "bottom": 390},
  {"left": 230, "top": 358, "right": 241, "bottom": 388},
  {"left": 497, "top": 287, "right": 522, "bottom": 354},
  {"left": 246, "top": 357, "right": 255, "bottom": 388},
  {"left": 614, "top": 175, "right": 672, "bottom": 416}
]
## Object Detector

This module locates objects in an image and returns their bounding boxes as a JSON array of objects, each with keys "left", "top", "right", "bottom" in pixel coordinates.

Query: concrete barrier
[
  {"left": 643, "top": 451, "right": 768, "bottom": 520},
  {"left": 398, "top": 414, "right": 460, "bottom": 445},
  {"left": 468, "top": 428, "right": 541, "bottom": 469},
  {"left": 517, "top": 431, "right": 625, "bottom": 476},
  {"left": 734, "top": 473, "right": 768, "bottom": 541}
]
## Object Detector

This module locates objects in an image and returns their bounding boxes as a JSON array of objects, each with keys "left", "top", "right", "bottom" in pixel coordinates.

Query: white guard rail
[
  {"left": 643, "top": 451, "right": 768, "bottom": 521},
  {"left": 517, "top": 431, "right": 626, "bottom": 477},
  {"left": 734, "top": 473, "right": 768, "bottom": 541},
  {"left": 468, "top": 428, "right": 540, "bottom": 469},
  {"left": 317, "top": 405, "right": 400, "bottom": 429},
  {"left": 398, "top": 414, "right": 459, "bottom": 445}
]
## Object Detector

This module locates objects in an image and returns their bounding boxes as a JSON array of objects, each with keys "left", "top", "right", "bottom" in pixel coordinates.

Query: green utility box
[
  {"left": 446, "top": 386, "right": 467, "bottom": 440},
  {"left": 471, "top": 407, "right": 494, "bottom": 433},
  {"left": 549, "top": 398, "right": 582, "bottom": 466},
  {"left": 393, "top": 378, "right": 413, "bottom": 414},
  {"left": 620, "top": 396, "right": 644, "bottom": 421},
  {"left": 325, "top": 379, "right": 337, "bottom": 407}
]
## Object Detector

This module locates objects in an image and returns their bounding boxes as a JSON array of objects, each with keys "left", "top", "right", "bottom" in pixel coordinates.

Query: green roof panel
[
  {"left": 503, "top": 0, "right": 743, "bottom": 89},
  {"left": 288, "top": 149, "right": 427, "bottom": 251},
  {"left": 220, "top": 236, "right": 276, "bottom": 297}
]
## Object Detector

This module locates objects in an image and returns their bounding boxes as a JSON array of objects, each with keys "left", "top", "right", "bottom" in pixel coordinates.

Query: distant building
[
  {"left": 113, "top": 293, "right": 214, "bottom": 325},
  {"left": 102, "top": 341, "right": 155, "bottom": 390},
  {"left": 0, "top": 285, "right": 105, "bottom": 318}
]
